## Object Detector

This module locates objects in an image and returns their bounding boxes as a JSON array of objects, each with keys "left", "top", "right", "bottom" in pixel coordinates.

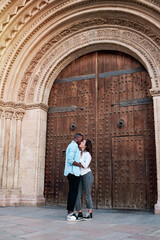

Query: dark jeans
[{"left": 67, "top": 174, "right": 80, "bottom": 212}]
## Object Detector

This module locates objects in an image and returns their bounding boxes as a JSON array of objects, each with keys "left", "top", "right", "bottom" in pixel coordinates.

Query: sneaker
[
  {"left": 77, "top": 212, "right": 84, "bottom": 221},
  {"left": 67, "top": 212, "right": 82, "bottom": 222},
  {"left": 84, "top": 212, "right": 92, "bottom": 220},
  {"left": 67, "top": 212, "right": 77, "bottom": 221}
]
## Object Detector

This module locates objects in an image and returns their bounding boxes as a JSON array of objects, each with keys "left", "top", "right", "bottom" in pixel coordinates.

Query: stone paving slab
[{"left": 0, "top": 206, "right": 160, "bottom": 240}]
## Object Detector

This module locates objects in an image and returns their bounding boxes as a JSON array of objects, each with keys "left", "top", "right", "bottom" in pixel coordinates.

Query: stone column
[
  {"left": 14, "top": 111, "right": 25, "bottom": 188},
  {"left": 0, "top": 110, "right": 15, "bottom": 206},
  {"left": 2, "top": 110, "right": 14, "bottom": 188},
  {"left": 152, "top": 94, "right": 160, "bottom": 214},
  {"left": 20, "top": 108, "right": 47, "bottom": 206},
  {"left": 0, "top": 108, "right": 25, "bottom": 206},
  {"left": 0, "top": 109, "right": 4, "bottom": 187}
]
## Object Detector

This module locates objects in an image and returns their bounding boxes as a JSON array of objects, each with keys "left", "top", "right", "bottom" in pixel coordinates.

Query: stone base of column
[
  {"left": 154, "top": 201, "right": 160, "bottom": 214},
  {"left": 0, "top": 188, "right": 21, "bottom": 207},
  {"left": 21, "top": 195, "right": 45, "bottom": 206}
]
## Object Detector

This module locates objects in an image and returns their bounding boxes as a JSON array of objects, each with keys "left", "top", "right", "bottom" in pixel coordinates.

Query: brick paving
[{"left": 0, "top": 206, "right": 160, "bottom": 240}]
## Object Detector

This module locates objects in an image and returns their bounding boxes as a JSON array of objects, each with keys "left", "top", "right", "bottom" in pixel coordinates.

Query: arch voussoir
[{"left": 22, "top": 27, "right": 160, "bottom": 104}]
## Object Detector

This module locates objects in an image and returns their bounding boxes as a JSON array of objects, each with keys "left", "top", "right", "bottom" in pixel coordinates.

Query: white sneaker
[{"left": 67, "top": 212, "right": 77, "bottom": 221}]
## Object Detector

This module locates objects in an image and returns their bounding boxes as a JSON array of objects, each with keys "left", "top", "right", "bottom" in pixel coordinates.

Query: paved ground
[{"left": 0, "top": 206, "right": 160, "bottom": 240}]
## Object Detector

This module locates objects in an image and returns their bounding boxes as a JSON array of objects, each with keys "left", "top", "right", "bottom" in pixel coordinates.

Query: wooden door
[{"left": 45, "top": 51, "right": 157, "bottom": 210}]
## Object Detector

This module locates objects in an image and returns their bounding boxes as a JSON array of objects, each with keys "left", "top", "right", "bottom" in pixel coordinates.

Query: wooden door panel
[
  {"left": 45, "top": 52, "right": 97, "bottom": 205},
  {"left": 112, "top": 136, "right": 146, "bottom": 209},
  {"left": 97, "top": 74, "right": 112, "bottom": 208},
  {"left": 97, "top": 51, "right": 156, "bottom": 209}
]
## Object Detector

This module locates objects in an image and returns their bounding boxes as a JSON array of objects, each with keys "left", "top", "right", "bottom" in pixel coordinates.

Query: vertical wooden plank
[{"left": 112, "top": 136, "right": 146, "bottom": 209}]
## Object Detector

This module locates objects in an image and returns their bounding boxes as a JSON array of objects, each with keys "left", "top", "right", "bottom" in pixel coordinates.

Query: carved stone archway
[
  {"left": 18, "top": 29, "right": 160, "bottom": 212},
  {"left": 9, "top": 22, "right": 160, "bottom": 103},
  {"left": 0, "top": 0, "right": 160, "bottom": 213}
]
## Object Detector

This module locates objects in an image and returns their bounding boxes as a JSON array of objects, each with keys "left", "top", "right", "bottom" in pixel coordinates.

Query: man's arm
[
  {"left": 67, "top": 144, "right": 82, "bottom": 167},
  {"left": 72, "top": 161, "right": 82, "bottom": 167}
]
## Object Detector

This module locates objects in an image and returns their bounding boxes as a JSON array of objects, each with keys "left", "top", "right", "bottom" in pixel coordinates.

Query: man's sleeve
[{"left": 67, "top": 145, "right": 76, "bottom": 165}]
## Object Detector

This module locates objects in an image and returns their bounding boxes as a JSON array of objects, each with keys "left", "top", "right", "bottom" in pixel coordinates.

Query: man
[{"left": 64, "top": 133, "right": 83, "bottom": 221}]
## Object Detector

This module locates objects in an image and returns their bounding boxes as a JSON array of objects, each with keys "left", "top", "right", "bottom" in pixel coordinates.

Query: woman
[{"left": 75, "top": 139, "right": 94, "bottom": 220}]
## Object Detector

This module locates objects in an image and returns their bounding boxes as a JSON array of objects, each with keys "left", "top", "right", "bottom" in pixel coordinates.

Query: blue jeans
[{"left": 75, "top": 171, "right": 94, "bottom": 210}]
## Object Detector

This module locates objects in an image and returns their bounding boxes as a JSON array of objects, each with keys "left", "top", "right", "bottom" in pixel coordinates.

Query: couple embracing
[{"left": 64, "top": 133, "right": 94, "bottom": 222}]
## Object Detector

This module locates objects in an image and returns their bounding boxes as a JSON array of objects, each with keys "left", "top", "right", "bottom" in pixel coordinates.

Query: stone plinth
[{"left": 0, "top": 188, "right": 21, "bottom": 207}]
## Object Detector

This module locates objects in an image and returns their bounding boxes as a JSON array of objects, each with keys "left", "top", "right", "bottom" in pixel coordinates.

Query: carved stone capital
[
  {"left": 5, "top": 110, "right": 14, "bottom": 119},
  {"left": 150, "top": 88, "right": 160, "bottom": 97},
  {"left": 15, "top": 111, "right": 25, "bottom": 121},
  {"left": 0, "top": 109, "right": 3, "bottom": 117}
]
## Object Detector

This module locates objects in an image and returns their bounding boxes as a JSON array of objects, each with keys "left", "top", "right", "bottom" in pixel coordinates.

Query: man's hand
[{"left": 72, "top": 161, "right": 82, "bottom": 167}]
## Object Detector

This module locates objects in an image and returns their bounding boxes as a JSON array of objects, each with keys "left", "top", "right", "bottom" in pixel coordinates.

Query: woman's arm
[
  {"left": 80, "top": 152, "right": 91, "bottom": 169},
  {"left": 72, "top": 161, "right": 82, "bottom": 167}
]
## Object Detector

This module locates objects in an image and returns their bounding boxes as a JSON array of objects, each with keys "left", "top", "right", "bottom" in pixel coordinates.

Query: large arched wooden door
[{"left": 45, "top": 51, "right": 157, "bottom": 210}]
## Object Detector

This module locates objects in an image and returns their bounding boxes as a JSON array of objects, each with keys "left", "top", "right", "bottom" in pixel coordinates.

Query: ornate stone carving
[
  {"left": 26, "top": 103, "right": 48, "bottom": 112},
  {"left": 0, "top": 0, "right": 73, "bottom": 55},
  {"left": 15, "top": 19, "right": 159, "bottom": 102},
  {"left": 0, "top": 0, "right": 12, "bottom": 15},
  {"left": 34, "top": 28, "right": 159, "bottom": 101},
  {"left": 0, "top": 0, "right": 46, "bottom": 45},
  {"left": 5, "top": 110, "right": 14, "bottom": 119},
  {"left": 0, "top": 0, "right": 160, "bottom": 40},
  {"left": 15, "top": 111, "right": 25, "bottom": 121},
  {"left": 0, "top": 100, "right": 26, "bottom": 110},
  {"left": 150, "top": 88, "right": 160, "bottom": 97},
  {"left": 145, "top": 0, "right": 160, "bottom": 7},
  {"left": 0, "top": 109, "right": 3, "bottom": 117},
  {"left": 1, "top": 2, "right": 160, "bottom": 99},
  {"left": 0, "top": 100, "right": 48, "bottom": 112}
]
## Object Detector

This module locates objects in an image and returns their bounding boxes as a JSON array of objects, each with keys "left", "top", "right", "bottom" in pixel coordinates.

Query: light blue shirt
[{"left": 64, "top": 141, "right": 80, "bottom": 176}]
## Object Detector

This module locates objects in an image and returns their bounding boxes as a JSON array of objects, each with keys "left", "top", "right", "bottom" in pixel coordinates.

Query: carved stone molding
[
  {"left": 0, "top": 0, "right": 45, "bottom": 44},
  {"left": 0, "top": 0, "right": 13, "bottom": 15},
  {"left": 0, "top": 0, "right": 159, "bottom": 42},
  {"left": 0, "top": 2, "right": 160, "bottom": 99},
  {"left": 150, "top": 88, "right": 160, "bottom": 97},
  {"left": 0, "top": 100, "right": 26, "bottom": 109},
  {"left": 26, "top": 103, "right": 48, "bottom": 112},
  {"left": 31, "top": 28, "right": 159, "bottom": 103},
  {"left": 13, "top": 24, "right": 158, "bottom": 103},
  {"left": 0, "top": 0, "right": 74, "bottom": 55},
  {"left": 145, "top": 0, "right": 160, "bottom": 7},
  {"left": 0, "top": 100, "right": 48, "bottom": 112}
]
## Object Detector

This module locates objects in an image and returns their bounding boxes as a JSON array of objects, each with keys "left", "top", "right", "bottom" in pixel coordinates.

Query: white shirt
[{"left": 80, "top": 151, "right": 91, "bottom": 176}]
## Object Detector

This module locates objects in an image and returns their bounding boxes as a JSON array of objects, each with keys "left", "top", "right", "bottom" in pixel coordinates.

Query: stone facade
[{"left": 0, "top": 0, "right": 160, "bottom": 213}]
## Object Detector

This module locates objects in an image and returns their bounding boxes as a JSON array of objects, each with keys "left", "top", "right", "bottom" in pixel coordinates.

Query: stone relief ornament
[
  {"left": 150, "top": 88, "right": 160, "bottom": 97},
  {"left": 0, "top": 9, "right": 160, "bottom": 102},
  {"left": 11, "top": 16, "right": 158, "bottom": 102},
  {"left": 15, "top": 111, "right": 25, "bottom": 121},
  {"left": 5, "top": 110, "right": 14, "bottom": 119},
  {"left": 0, "top": 109, "right": 3, "bottom": 117},
  {"left": 32, "top": 27, "right": 160, "bottom": 102},
  {"left": 0, "top": 100, "right": 48, "bottom": 112}
]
